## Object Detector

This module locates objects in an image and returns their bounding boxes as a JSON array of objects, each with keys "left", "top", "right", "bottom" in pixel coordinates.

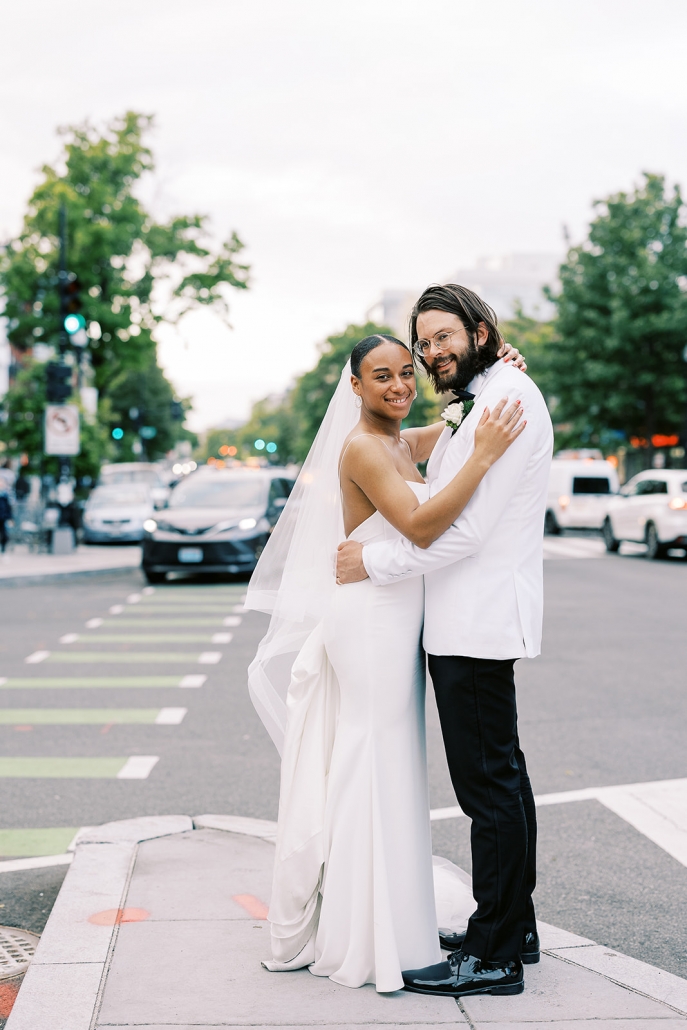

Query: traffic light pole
[{"left": 54, "top": 204, "right": 73, "bottom": 527}]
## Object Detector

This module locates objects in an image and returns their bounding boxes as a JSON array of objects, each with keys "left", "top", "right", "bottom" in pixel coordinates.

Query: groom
[{"left": 336, "top": 283, "right": 553, "bottom": 997}]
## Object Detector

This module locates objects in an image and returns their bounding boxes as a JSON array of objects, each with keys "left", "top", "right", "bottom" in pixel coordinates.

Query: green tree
[
  {"left": 107, "top": 362, "right": 196, "bottom": 461},
  {"left": 0, "top": 110, "right": 249, "bottom": 397},
  {"left": 542, "top": 173, "right": 687, "bottom": 454}
]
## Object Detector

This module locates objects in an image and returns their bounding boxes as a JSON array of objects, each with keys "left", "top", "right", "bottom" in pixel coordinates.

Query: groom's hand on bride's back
[{"left": 336, "top": 541, "right": 369, "bottom": 584}]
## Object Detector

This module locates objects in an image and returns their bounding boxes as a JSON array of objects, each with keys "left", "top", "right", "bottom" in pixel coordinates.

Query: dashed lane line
[
  {"left": 0, "top": 708, "right": 187, "bottom": 724},
  {"left": 0, "top": 675, "right": 207, "bottom": 688},
  {"left": 0, "top": 756, "right": 159, "bottom": 778}
]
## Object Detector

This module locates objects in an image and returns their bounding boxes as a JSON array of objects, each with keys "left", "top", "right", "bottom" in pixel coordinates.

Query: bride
[{"left": 245, "top": 333, "right": 525, "bottom": 993}]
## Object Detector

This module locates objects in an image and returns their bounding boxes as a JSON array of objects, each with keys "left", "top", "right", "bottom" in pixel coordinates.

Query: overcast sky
[{"left": 3, "top": 0, "right": 687, "bottom": 430}]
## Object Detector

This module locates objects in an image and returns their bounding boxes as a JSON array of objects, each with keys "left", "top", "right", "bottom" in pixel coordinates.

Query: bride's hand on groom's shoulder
[{"left": 336, "top": 541, "right": 369, "bottom": 584}]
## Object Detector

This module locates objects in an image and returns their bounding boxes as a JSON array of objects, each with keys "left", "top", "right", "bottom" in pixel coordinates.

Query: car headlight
[
  {"left": 238, "top": 517, "right": 257, "bottom": 530},
  {"left": 143, "top": 518, "right": 158, "bottom": 533}
]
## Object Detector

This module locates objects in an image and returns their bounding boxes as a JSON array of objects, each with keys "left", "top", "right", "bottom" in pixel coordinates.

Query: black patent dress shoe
[
  {"left": 439, "top": 927, "right": 540, "bottom": 964},
  {"left": 402, "top": 951, "right": 524, "bottom": 997}
]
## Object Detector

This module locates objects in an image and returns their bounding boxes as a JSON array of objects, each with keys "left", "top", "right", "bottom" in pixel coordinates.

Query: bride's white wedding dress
[{"left": 265, "top": 482, "right": 441, "bottom": 993}]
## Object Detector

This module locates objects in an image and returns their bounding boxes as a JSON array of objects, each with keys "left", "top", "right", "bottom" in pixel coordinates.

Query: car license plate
[{"left": 178, "top": 547, "right": 203, "bottom": 563}]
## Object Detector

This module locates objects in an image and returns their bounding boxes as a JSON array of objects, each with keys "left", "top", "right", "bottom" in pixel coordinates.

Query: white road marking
[
  {"left": 59, "top": 633, "right": 79, "bottom": 644},
  {"left": 223, "top": 616, "right": 242, "bottom": 627},
  {"left": 431, "top": 777, "right": 687, "bottom": 868},
  {"left": 179, "top": 674, "right": 207, "bottom": 688},
  {"left": 25, "top": 651, "right": 50, "bottom": 664},
  {"left": 0, "top": 853, "right": 73, "bottom": 874},
  {"left": 116, "top": 755, "right": 159, "bottom": 779},
  {"left": 155, "top": 707, "right": 188, "bottom": 725},
  {"left": 109, "top": 605, "right": 124, "bottom": 615},
  {"left": 0, "top": 679, "right": 6, "bottom": 686},
  {"left": 126, "top": 593, "right": 142, "bottom": 604},
  {"left": 85, "top": 618, "right": 103, "bottom": 629},
  {"left": 211, "top": 632, "right": 233, "bottom": 644},
  {"left": 198, "top": 651, "right": 222, "bottom": 664},
  {"left": 232, "top": 604, "right": 246, "bottom": 613},
  {"left": 142, "top": 587, "right": 155, "bottom": 595}
]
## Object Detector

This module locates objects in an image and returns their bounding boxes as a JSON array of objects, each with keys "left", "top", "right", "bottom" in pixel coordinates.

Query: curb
[{"left": 6, "top": 814, "right": 687, "bottom": 1029}]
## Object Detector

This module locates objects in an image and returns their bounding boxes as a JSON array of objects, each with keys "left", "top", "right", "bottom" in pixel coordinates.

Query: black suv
[{"left": 141, "top": 467, "right": 294, "bottom": 583}]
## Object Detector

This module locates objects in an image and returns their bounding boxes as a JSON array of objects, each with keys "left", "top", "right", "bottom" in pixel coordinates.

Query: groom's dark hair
[{"left": 410, "top": 284, "right": 503, "bottom": 376}]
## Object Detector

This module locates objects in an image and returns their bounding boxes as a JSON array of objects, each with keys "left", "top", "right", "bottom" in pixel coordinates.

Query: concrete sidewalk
[
  {"left": 6, "top": 814, "right": 687, "bottom": 1030},
  {"left": 0, "top": 545, "right": 141, "bottom": 584}
]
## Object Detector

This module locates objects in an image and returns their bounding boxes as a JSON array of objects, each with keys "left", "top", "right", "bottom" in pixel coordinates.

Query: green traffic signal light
[
  {"left": 64, "top": 313, "right": 86, "bottom": 334},
  {"left": 112, "top": 427, "right": 124, "bottom": 440}
]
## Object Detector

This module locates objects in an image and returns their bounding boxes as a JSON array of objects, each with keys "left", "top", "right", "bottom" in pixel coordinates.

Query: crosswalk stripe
[
  {"left": 0, "top": 708, "right": 186, "bottom": 724},
  {"left": 430, "top": 777, "right": 687, "bottom": 869},
  {"left": 0, "top": 757, "right": 135, "bottom": 778},
  {"left": 0, "top": 827, "right": 79, "bottom": 857},
  {"left": 119, "top": 605, "right": 242, "bottom": 613},
  {"left": 88, "top": 618, "right": 235, "bottom": 627},
  {"left": 117, "top": 755, "right": 159, "bottom": 778},
  {"left": 0, "top": 676, "right": 205, "bottom": 688},
  {"left": 63, "top": 633, "right": 232, "bottom": 643},
  {"left": 44, "top": 652, "right": 222, "bottom": 664}
]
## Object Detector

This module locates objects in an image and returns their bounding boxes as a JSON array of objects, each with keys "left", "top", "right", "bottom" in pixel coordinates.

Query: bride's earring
[{"left": 355, "top": 396, "right": 362, "bottom": 408}]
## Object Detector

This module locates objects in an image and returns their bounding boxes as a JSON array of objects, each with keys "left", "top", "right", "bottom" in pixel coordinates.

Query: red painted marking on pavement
[
  {"left": 232, "top": 894, "right": 269, "bottom": 919},
  {"left": 13, "top": 726, "right": 33, "bottom": 732},
  {"left": 100, "top": 723, "right": 114, "bottom": 735},
  {"left": 0, "top": 981, "right": 20, "bottom": 1018},
  {"left": 88, "top": 907, "right": 150, "bottom": 925}
]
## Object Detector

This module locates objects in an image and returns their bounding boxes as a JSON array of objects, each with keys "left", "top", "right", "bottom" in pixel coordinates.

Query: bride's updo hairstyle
[{"left": 350, "top": 334, "right": 411, "bottom": 378}]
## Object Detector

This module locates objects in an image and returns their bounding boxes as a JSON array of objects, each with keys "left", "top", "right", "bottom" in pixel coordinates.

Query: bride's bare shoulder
[{"left": 339, "top": 432, "right": 390, "bottom": 474}]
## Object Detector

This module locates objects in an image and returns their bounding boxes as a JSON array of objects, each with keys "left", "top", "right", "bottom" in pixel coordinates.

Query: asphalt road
[{"left": 0, "top": 549, "right": 685, "bottom": 987}]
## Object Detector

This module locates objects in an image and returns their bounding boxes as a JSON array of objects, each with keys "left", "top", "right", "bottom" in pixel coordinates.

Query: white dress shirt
[{"left": 362, "top": 359, "right": 554, "bottom": 659}]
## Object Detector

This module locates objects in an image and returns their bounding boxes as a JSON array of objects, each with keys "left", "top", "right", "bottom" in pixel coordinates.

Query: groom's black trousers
[{"left": 428, "top": 654, "right": 537, "bottom": 964}]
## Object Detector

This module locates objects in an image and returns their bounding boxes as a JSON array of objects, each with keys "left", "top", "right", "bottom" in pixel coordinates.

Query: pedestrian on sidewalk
[{"left": 0, "top": 488, "right": 13, "bottom": 552}]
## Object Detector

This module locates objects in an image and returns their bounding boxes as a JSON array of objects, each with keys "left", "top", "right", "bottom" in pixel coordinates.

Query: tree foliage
[
  {"left": 107, "top": 362, "right": 196, "bottom": 462},
  {"left": 0, "top": 110, "right": 249, "bottom": 396},
  {"left": 539, "top": 173, "right": 687, "bottom": 452}
]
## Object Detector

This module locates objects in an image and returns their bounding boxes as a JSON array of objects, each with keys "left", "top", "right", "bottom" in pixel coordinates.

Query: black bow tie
[{"left": 451, "top": 389, "right": 475, "bottom": 403}]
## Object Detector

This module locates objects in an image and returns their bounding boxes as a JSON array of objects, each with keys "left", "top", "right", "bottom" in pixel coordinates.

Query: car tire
[
  {"left": 645, "top": 523, "right": 666, "bottom": 561},
  {"left": 544, "top": 510, "right": 560, "bottom": 536},
  {"left": 602, "top": 517, "right": 620, "bottom": 553},
  {"left": 143, "top": 568, "right": 167, "bottom": 584}
]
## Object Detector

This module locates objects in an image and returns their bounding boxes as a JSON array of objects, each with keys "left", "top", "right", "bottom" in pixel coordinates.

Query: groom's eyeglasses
[{"left": 413, "top": 327, "right": 464, "bottom": 359}]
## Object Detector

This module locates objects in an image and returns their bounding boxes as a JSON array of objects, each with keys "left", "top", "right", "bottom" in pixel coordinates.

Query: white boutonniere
[{"left": 440, "top": 399, "right": 474, "bottom": 432}]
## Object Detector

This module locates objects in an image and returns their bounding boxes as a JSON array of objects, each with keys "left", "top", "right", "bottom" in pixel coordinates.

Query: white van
[{"left": 545, "top": 457, "right": 619, "bottom": 534}]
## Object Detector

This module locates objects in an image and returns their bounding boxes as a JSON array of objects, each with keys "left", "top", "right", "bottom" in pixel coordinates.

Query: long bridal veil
[{"left": 244, "top": 361, "right": 359, "bottom": 754}]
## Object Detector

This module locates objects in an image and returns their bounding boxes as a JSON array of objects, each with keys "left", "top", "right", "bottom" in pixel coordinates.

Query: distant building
[{"left": 377, "top": 253, "right": 560, "bottom": 339}]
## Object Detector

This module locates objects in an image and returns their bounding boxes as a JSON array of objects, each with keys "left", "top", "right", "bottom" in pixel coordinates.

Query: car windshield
[
  {"left": 101, "top": 468, "right": 160, "bottom": 485},
  {"left": 572, "top": 477, "right": 611, "bottom": 494},
  {"left": 168, "top": 475, "right": 267, "bottom": 509},
  {"left": 88, "top": 487, "right": 150, "bottom": 508}
]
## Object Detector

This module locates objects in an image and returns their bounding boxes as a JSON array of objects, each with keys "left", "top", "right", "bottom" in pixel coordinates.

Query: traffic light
[
  {"left": 170, "top": 401, "right": 184, "bottom": 422},
  {"left": 46, "top": 362, "right": 72, "bottom": 403}
]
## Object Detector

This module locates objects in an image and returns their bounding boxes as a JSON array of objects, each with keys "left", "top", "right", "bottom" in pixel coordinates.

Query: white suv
[{"left": 602, "top": 470, "right": 687, "bottom": 559}]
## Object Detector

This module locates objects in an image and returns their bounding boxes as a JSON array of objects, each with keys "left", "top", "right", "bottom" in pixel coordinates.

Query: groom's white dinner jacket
[{"left": 362, "top": 359, "right": 554, "bottom": 660}]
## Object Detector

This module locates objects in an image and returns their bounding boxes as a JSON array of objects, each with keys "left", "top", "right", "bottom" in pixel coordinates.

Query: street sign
[{"left": 45, "top": 405, "right": 80, "bottom": 456}]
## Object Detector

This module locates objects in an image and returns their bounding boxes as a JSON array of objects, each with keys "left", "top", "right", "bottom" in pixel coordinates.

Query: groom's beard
[{"left": 426, "top": 339, "right": 483, "bottom": 394}]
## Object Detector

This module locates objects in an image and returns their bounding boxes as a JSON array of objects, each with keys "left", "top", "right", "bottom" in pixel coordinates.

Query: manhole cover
[{"left": 0, "top": 926, "right": 40, "bottom": 981}]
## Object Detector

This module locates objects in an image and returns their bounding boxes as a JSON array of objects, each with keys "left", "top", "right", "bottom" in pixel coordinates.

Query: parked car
[
  {"left": 141, "top": 467, "right": 295, "bottom": 583},
  {"left": 82, "top": 484, "right": 155, "bottom": 543},
  {"left": 99, "top": 463, "right": 170, "bottom": 508},
  {"left": 602, "top": 469, "right": 687, "bottom": 559},
  {"left": 545, "top": 458, "right": 620, "bottom": 534}
]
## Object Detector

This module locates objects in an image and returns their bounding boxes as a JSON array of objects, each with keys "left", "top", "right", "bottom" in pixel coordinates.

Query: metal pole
[{"left": 58, "top": 205, "right": 69, "bottom": 359}]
